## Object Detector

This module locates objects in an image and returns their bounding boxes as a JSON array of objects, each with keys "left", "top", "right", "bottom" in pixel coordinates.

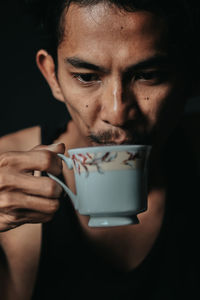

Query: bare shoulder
[{"left": 0, "top": 126, "right": 41, "bottom": 153}]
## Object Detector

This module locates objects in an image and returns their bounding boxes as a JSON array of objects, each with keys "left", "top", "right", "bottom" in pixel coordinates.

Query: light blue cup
[{"left": 48, "top": 145, "right": 151, "bottom": 227}]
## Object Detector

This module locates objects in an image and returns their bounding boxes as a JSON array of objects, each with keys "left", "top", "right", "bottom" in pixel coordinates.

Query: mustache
[{"left": 88, "top": 129, "right": 151, "bottom": 145}]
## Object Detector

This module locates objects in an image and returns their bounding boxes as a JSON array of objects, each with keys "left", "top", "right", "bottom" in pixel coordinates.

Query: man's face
[{"left": 56, "top": 3, "right": 186, "bottom": 147}]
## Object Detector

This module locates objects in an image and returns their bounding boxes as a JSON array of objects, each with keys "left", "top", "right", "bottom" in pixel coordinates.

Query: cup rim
[{"left": 68, "top": 144, "right": 152, "bottom": 154}]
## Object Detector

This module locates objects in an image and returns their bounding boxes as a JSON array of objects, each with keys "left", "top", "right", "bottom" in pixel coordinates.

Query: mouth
[
  {"left": 88, "top": 134, "right": 145, "bottom": 146},
  {"left": 88, "top": 128, "right": 151, "bottom": 146}
]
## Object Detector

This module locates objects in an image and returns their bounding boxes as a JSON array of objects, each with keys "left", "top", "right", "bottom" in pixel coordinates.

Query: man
[{"left": 0, "top": 0, "right": 199, "bottom": 299}]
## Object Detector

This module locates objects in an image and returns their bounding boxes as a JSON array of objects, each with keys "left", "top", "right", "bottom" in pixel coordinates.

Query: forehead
[{"left": 59, "top": 3, "right": 167, "bottom": 64}]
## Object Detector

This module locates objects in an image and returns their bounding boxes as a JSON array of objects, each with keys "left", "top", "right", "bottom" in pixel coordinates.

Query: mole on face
[{"left": 86, "top": 104, "right": 89, "bottom": 108}]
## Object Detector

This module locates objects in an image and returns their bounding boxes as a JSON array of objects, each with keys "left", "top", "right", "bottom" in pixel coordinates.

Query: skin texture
[
  {"left": 0, "top": 3, "right": 197, "bottom": 299},
  {"left": 37, "top": 4, "right": 187, "bottom": 150}
]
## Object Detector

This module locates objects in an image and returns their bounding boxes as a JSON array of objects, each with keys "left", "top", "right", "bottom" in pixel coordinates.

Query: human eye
[
  {"left": 72, "top": 73, "right": 101, "bottom": 86},
  {"left": 134, "top": 70, "right": 168, "bottom": 84}
]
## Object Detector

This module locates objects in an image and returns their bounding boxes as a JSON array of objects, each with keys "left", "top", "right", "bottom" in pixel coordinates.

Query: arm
[{"left": 0, "top": 127, "right": 64, "bottom": 299}]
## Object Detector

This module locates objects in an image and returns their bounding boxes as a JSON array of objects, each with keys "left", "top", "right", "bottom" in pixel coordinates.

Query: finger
[
  {"left": 0, "top": 210, "right": 56, "bottom": 229},
  {"left": 29, "top": 143, "right": 65, "bottom": 175},
  {"left": 0, "top": 191, "right": 60, "bottom": 214},
  {"left": 0, "top": 150, "right": 63, "bottom": 175},
  {"left": 32, "top": 143, "right": 65, "bottom": 154},
  {"left": 1, "top": 172, "right": 63, "bottom": 198}
]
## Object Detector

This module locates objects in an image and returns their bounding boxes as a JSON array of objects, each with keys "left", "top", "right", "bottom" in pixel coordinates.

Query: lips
[
  {"left": 89, "top": 135, "right": 142, "bottom": 146},
  {"left": 88, "top": 129, "right": 151, "bottom": 146}
]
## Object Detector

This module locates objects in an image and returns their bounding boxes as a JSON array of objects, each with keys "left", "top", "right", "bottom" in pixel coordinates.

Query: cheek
[
  {"left": 59, "top": 82, "right": 101, "bottom": 127},
  {"left": 134, "top": 84, "right": 175, "bottom": 124}
]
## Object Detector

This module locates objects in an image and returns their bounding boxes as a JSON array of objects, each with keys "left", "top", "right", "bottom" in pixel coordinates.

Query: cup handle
[{"left": 47, "top": 153, "right": 78, "bottom": 210}]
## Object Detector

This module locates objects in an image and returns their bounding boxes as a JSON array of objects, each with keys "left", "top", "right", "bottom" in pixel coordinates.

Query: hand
[{"left": 0, "top": 143, "right": 65, "bottom": 232}]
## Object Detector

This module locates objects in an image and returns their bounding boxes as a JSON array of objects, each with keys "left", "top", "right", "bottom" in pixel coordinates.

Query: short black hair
[{"left": 24, "top": 0, "right": 200, "bottom": 76}]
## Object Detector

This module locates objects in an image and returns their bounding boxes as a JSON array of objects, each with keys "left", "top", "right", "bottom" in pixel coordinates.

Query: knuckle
[
  {"left": 48, "top": 199, "right": 60, "bottom": 214},
  {"left": 0, "top": 152, "right": 15, "bottom": 168}
]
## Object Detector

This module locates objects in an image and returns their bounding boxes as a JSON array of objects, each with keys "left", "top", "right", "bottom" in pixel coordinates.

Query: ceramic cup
[{"left": 48, "top": 145, "right": 151, "bottom": 227}]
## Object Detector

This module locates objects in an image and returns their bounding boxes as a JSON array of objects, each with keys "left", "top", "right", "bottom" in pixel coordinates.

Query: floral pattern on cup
[{"left": 72, "top": 150, "right": 145, "bottom": 177}]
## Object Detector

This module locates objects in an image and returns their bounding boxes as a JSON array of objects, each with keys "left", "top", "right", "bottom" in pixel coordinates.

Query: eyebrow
[
  {"left": 126, "top": 54, "right": 170, "bottom": 73},
  {"left": 65, "top": 54, "right": 169, "bottom": 73},
  {"left": 65, "top": 57, "right": 109, "bottom": 73}
]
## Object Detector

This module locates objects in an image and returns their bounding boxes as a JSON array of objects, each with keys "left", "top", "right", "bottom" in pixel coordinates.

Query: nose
[{"left": 100, "top": 79, "right": 136, "bottom": 127}]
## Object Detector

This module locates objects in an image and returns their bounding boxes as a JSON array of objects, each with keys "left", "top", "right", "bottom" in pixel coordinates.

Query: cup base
[{"left": 88, "top": 215, "right": 139, "bottom": 227}]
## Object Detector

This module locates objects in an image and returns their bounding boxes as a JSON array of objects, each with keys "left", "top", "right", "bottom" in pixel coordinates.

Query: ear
[{"left": 36, "top": 49, "right": 65, "bottom": 102}]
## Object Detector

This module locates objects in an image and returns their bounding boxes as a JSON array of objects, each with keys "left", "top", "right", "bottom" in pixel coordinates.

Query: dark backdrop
[{"left": 0, "top": 1, "right": 68, "bottom": 137}]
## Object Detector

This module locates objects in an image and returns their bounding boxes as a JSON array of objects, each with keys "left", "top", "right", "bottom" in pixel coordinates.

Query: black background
[{"left": 0, "top": 1, "right": 67, "bottom": 137}]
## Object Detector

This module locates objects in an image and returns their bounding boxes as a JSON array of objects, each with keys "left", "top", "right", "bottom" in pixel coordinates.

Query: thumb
[{"left": 31, "top": 143, "right": 66, "bottom": 154}]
